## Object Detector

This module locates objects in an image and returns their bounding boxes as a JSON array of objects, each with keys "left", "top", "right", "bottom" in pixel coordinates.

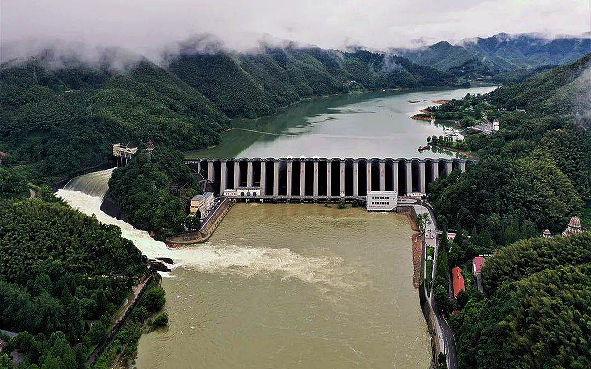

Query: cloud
[{"left": 1, "top": 0, "right": 590, "bottom": 63}]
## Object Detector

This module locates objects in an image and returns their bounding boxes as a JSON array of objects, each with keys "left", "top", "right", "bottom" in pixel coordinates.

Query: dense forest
[
  {"left": 106, "top": 147, "right": 202, "bottom": 239},
  {"left": 425, "top": 53, "right": 591, "bottom": 369},
  {"left": 395, "top": 33, "right": 591, "bottom": 80},
  {"left": 429, "top": 53, "right": 591, "bottom": 238},
  {"left": 451, "top": 234, "right": 590, "bottom": 369},
  {"left": 0, "top": 192, "right": 155, "bottom": 368}
]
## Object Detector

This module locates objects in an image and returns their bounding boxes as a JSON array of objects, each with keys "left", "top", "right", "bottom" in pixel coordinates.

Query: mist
[{"left": 2, "top": 0, "right": 590, "bottom": 64}]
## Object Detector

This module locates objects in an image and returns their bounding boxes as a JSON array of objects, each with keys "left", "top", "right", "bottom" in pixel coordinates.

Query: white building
[
  {"left": 112, "top": 143, "right": 138, "bottom": 157},
  {"left": 223, "top": 187, "right": 261, "bottom": 198},
  {"left": 492, "top": 119, "right": 500, "bottom": 131},
  {"left": 190, "top": 192, "right": 215, "bottom": 219},
  {"left": 366, "top": 191, "right": 397, "bottom": 211}
]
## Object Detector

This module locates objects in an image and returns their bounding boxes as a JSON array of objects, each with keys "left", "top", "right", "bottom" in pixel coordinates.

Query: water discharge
[
  {"left": 57, "top": 173, "right": 430, "bottom": 369},
  {"left": 63, "top": 168, "right": 115, "bottom": 198}
]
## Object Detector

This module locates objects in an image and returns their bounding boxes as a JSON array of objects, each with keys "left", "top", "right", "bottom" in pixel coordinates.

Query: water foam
[
  {"left": 56, "top": 189, "right": 357, "bottom": 289},
  {"left": 64, "top": 168, "right": 115, "bottom": 198}
]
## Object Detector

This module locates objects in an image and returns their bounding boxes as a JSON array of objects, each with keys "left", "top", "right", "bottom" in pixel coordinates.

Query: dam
[{"left": 186, "top": 157, "right": 468, "bottom": 199}]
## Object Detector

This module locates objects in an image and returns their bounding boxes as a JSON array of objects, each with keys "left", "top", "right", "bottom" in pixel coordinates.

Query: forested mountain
[
  {"left": 425, "top": 53, "right": 591, "bottom": 369},
  {"left": 488, "top": 53, "right": 591, "bottom": 122},
  {"left": 106, "top": 148, "right": 202, "bottom": 239},
  {"left": 394, "top": 33, "right": 591, "bottom": 79},
  {"left": 429, "top": 53, "right": 591, "bottom": 237},
  {"left": 167, "top": 47, "right": 456, "bottom": 118},
  {"left": 0, "top": 195, "right": 148, "bottom": 368},
  {"left": 0, "top": 58, "right": 228, "bottom": 184},
  {"left": 0, "top": 46, "right": 457, "bottom": 184},
  {"left": 451, "top": 234, "right": 591, "bottom": 369}
]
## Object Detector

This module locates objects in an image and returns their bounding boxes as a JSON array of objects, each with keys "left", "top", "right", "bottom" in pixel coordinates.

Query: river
[
  {"left": 187, "top": 86, "right": 496, "bottom": 159},
  {"left": 58, "top": 86, "right": 496, "bottom": 369}
]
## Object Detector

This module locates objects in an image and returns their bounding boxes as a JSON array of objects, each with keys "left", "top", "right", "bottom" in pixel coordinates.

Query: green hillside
[
  {"left": 395, "top": 33, "right": 591, "bottom": 79},
  {"left": 451, "top": 234, "right": 591, "bottom": 369},
  {"left": 425, "top": 53, "right": 591, "bottom": 369},
  {"left": 0, "top": 59, "right": 228, "bottom": 184}
]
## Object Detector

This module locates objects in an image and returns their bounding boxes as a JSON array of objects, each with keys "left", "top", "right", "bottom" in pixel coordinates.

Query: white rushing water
[{"left": 57, "top": 174, "right": 352, "bottom": 288}]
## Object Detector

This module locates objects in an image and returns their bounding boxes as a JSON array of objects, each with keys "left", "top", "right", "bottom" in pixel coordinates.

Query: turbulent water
[
  {"left": 63, "top": 168, "right": 115, "bottom": 198},
  {"left": 57, "top": 175, "right": 430, "bottom": 369},
  {"left": 136, "top": 205, "right": 430, "bottom": 369}
]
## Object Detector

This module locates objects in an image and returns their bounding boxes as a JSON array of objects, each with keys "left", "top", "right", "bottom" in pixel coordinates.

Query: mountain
[
  {"left": 487, "top": 52, "right": 591, "bottom": 123},
  {"left": 0, "top": 57, "right": 229, "bottom": 183},
  {"left": 0, "top": 47, "right": 458, "bottom": 182},
  {"left": 394, "top": 33, "right": 591, "bottom": 78},
  {"left": 167, "top": 47, "right": 457, "bottom": 118}
]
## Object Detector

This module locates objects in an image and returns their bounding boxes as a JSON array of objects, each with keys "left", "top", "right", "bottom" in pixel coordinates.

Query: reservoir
[
  {"left": 58, "top": 86, "right": 496, "bottom": 369},
  {"left": 188, "top": 86, "right": 496, "bottom": 159}
]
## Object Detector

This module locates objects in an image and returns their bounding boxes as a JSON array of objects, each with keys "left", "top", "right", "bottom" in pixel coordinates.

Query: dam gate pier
[{"left": 185, "top": 157, "right": 469, "bottom": 202}]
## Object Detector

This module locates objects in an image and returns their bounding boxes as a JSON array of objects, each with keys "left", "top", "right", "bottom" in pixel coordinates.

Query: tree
[
  {"left": 142, "top": 287, "right": 166, "bottom": 313},
  {"left": 88, "top": 321, "right": 107, "bottom": 345},
  {"left": 415, "top": 212, "right": 431, "bottom": 234}
]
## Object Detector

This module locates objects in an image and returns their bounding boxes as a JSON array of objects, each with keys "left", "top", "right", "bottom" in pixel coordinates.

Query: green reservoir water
[{"left": 188, "top": 86, "right": 496, "bottom": 159}]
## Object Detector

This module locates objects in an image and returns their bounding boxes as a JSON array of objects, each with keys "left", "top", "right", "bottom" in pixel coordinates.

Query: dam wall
[{"left": 185, "top": 157, "right": 469, "bottom": 199}]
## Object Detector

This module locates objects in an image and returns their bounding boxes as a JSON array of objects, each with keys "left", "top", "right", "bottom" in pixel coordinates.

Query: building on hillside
[
  {"left": 492, "top": 119, "right": 500, "bottom": 131},
  {"left": 223, "top": 187, "right": 261, "bottom": 198},
  {"left": 562, "top": 216, "right": 583, "bottom": 237},
  {"left": 190, "top": 192, "right": 215, "bottom": 219},
  {"left": 446, "top": 232, "right": 457, "bottom": 242},
  {"left": 473, "top": 256, "right": 486, "bottom": 294},
  {"left": 0, "top": 151, "right": 6, "bottom": 164},
  {"left": 452, "top": 266, "right": 465, "bottom": 298},
  {"left": 366, "top": 191, "right": 397, "bottom": 211},
  {"left": 472, "top": 256, "right": 486, "bottom": 277},
  {"left": 112, "top": 143, "right": 138, "bottom": 166},
  {"left": 542, "top": 229, "right": 552, "bottom": 238}
]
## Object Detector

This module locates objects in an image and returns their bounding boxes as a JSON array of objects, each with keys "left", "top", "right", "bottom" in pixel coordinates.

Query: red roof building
[
  {"left": 452, "top": 266, "right": 465, "bottom": 297},
  {"left": 473, "top": 256, "right": 486, "bottom": 276}
]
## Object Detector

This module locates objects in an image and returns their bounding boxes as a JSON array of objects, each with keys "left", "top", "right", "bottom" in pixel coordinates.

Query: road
[{"left": 411, "top": 199, "right": 458, "bottom": 369}]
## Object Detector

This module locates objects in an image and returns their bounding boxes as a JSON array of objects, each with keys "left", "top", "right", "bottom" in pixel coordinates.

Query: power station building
[
  {"left": 366, "top": 191, "right": 398, "bottom": 211},
  {"left": 190, "top": 192, "right": 215, "bottom": 219}
]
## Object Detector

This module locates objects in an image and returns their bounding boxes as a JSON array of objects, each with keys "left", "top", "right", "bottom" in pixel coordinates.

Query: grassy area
[
  {"left": 427, "top": 247, "right": 435, "bottom": 259},
  {"left": 425, "top": 260, "right": 433, "bottom": 284}
]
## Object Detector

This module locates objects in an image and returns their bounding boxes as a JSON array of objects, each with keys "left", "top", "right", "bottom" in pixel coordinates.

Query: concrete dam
[{"left": 185, "top": 158, "right": 469, "bottom": 200}]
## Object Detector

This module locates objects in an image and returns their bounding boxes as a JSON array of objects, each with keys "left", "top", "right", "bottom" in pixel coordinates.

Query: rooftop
[
  {"left": 473, "top": 256, "right": 486, "bottom": 274},
  {"left": 452, "top": 266, "right": 465, "bottom": 297},
  {"left": 192, "top": 192, "right": 214, "bottom": 200}
]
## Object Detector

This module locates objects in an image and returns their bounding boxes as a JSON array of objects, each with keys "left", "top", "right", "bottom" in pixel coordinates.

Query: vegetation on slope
[
  {"left": 429, "top": 54, "right": 591, "bottom": 243},
  {"left": 451, "top": 234, "right": 591, "bottom": 369},
  {"left": 0, "top": 58, "right": 228, "bottom": 184},
  {"left": 0, "top": 195, "right": 148, "bottom": 368},
  {"left": 395, "top": 33, "right": 591, "bottom": 79},
  {"left": 106, "top": 147, "right": 202, "bottom": 239},
  {"left": 426, "top": 54, "right": 591, "bottom": 369}
]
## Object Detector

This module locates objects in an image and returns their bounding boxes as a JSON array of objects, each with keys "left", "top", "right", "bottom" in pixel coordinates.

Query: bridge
[{"left": 185, "top": 157, "right": 469, "bottom": 200}]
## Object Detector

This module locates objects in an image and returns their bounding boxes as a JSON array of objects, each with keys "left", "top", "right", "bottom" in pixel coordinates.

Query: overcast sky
[{"left": 2, "top": 0, "right": 590, "bottom": 61}]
